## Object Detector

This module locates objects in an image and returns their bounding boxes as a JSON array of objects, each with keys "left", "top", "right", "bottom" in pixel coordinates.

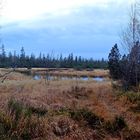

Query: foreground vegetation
[{"left": 0, "top": 69, "right": 139, "bottom": 139}]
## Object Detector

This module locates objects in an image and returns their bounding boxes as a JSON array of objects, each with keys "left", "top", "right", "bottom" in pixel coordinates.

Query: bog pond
[{"left": 33, "top": 75, "right": 104, "bottom": 82}]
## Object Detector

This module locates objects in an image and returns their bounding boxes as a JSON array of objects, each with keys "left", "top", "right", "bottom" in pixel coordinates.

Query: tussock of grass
[
  {"left": 125, "top": 92, "right": 140, "bottom": 103},
  {"left": 28, "top": 106, "right": 48, "bottom": 117},
  {"left": 52, "top": 117, "right": 71, "bottom": 136},
  {"left": 69, "top": 108, "right": 104, "bottom": 129},
  {"left": 8, "top": 99, "right": 31, "bottom": 120},
  {"left": 104, "top": 116, "right": 127, "bottom": 135},
  {"left": 8, "top": 99, "right": 48, "bottom": 117},
  {"left": 63, "top": 86, "right": 91, "bottom": 100},
  {"left": 129, "top": 102, "right": 140, "bottom": 113},
  {"left": 0, "top": 99, "right": 48, "bottom": 139},
  {"left": 123, "top": 129, "right": 140, "bottom": 140},
  {"left": 117, "top": 91, "right": 140, "bottom": 113}
]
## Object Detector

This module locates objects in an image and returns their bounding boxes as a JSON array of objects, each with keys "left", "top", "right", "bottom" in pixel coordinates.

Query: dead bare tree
[
  {"left": 120, "top": 0, "right": 140, "bottom": 90},
  {"left": 122, "top": 0, "right": 140, "bottom": 52}
]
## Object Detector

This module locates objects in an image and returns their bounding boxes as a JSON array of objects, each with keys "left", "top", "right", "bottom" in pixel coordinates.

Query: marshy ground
[{"left": 0, "top": 68, "right": 139, "bottom": 140}]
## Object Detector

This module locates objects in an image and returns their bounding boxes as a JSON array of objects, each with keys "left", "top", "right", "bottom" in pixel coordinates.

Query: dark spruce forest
[{"left": 0, "top": 45, "right": 108, "bottom": 69}]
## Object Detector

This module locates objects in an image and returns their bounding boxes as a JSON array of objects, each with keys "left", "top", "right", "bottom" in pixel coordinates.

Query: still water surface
[{"left": 33, "top": 75, "right": 104, "bottom": 82}]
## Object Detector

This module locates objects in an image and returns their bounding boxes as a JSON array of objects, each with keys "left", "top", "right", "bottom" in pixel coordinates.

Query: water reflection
[
  {"left": 33, "top": 75, "right": 41, "bottom": 80},
  {"left": 93, "top": 77, "right": 104, "bottom": 82},
  {"left": 33, "top": 75, "right": 104, "bottom": 82}
]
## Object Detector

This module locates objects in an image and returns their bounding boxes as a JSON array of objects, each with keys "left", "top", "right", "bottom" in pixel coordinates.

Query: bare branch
[
  {"left": 0, "top": 69, "right": 15, "bottom": 83},
  {"left": 121, "top": 0, "right": 140, "bottom": 53}
]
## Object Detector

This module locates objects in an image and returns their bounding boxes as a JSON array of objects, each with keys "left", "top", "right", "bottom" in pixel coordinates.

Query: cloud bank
[{"left": 1, "top": 0, "right": 132, "bottom": 58}]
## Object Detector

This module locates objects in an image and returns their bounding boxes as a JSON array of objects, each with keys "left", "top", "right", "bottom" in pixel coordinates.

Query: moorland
[{"left": 0, "top": 68, "right": 139, "bottom": 140}]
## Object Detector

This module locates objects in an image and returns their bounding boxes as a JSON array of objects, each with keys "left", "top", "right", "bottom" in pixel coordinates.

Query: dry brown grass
[{"left": 0, "top": 69, "right": 139, "bottom": 139}]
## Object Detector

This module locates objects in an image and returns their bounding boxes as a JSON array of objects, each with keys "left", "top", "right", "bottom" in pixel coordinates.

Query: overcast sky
[{"left": 0, "top": 0, "right": 133, "bottom": 59}]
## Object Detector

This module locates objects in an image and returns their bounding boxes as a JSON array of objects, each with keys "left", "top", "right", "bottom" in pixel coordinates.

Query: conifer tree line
[
  {"left": 0, "top": 45, "right": 108, "bottom": 69},
  {"left": 108, "top": 1, "right": 140, "bottom": 90},
  {"left": 108, "top": 42, "right": 140, "bottom": 90}
]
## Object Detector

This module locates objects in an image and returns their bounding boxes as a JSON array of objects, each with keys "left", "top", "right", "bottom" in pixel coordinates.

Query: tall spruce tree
[
  {"left": 0, "top": 44, "right": 6, "bottom": 67},
  {"left": 108, "top": 44, "right": 121, "bottom": 79},
  {"left": 20, "top": 47, "right": 26, "bottom": 67}
]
